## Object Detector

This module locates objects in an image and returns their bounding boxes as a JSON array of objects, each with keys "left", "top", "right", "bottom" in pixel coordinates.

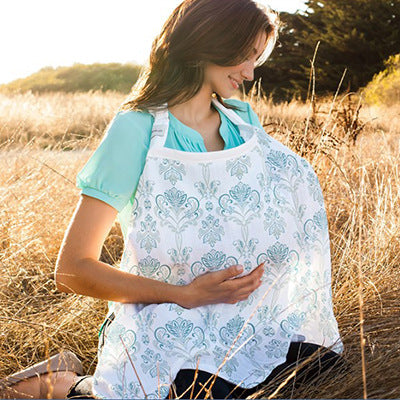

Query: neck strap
[{"left": 148, "top": 98, "right": 254, "bottom": 150}]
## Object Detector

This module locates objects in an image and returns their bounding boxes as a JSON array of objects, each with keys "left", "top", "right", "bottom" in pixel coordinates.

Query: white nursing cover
[{"left": 93, "top": 98, "right": 343, "bottom": 399}]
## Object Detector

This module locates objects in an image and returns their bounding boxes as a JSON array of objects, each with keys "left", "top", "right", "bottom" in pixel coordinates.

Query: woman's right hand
[{"left": 179, "top": 263, "right": 265, "bottom": 309}]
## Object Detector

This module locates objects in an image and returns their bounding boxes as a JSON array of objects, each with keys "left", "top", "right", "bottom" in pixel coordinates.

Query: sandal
[{"left": 0, "top": 350, "right": 83, "bottom": 390}]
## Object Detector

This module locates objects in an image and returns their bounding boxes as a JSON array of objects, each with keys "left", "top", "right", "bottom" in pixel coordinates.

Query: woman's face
[{"left": 203, "top": 30, "right": 268, "bottom": 98}]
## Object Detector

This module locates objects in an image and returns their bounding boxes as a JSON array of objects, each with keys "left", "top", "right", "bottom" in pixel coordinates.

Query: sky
[{"left": 0, "top": 0, "right": 306, "bottom": 85}]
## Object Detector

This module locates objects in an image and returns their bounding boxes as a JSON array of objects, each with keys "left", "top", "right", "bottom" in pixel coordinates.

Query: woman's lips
[{"left": 229, "top": 76, "right": 240, "bottom": 89}]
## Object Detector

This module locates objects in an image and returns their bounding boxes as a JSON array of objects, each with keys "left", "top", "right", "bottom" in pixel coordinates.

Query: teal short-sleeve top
[{"left": 77, "top": 98, "right": 264, "bottom": 238}]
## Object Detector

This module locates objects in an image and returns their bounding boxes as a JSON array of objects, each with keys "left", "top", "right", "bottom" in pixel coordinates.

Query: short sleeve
[
  {"left": 224, "top": 98, "right": 265, "bottom": 130},
  {"left": 76, "top": 110, "right": 154, "bottom": 212}
]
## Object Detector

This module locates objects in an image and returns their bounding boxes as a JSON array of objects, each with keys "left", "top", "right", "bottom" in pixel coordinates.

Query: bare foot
[{"left": 1, "top": 371, "right": 77, "bottom": 399}]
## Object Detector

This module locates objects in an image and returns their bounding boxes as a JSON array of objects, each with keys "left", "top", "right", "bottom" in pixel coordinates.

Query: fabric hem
[
  {"left": 147, "top": 134, "right": 258, "bottom": 162},
  {"left": 80, "top": 187, "right": 124, "bottom": 211}
]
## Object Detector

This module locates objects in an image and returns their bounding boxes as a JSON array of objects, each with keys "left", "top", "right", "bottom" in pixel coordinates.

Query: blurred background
[
  {"left": 1, "top": 0, "right": 399, "bottom": 104},
  {"left": 0, "top": 1, "right": 302, "bottom": 89}
]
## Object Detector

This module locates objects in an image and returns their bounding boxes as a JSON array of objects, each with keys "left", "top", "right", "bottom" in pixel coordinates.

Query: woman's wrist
[
  {"left": 157, "top": 280, "right": 192, "bottom": 308},
  {"left": 121, "top": 274, "right": 189, "bottom": 306},
  {"left": 169, "top": 284, "right": 193, "bottom": 309}
]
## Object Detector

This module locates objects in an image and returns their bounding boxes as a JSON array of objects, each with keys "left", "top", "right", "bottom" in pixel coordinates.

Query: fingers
[
  {"left": 185, "top": 262, "right": 265, "bottom": 308},
  {"left": 249, "top": 262, "right": 265, "bottom": 276},
  {"left": 236, "top": 262, "right": 265, "bottom": 284},
  {"left": 213, "top": 264, "right": 244, "bottom": 282},
  {"left": 233, "top": 277, "right": 262, "bottom": 297},
  {"left": 223, "top": 262, "right": 265, "bottom": 301},
  {"left": 208, "top": 262, "right": 265, "bottom": 283}
]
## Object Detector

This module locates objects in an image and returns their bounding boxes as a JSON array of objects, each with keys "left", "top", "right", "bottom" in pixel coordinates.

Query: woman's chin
[{"left": 213, "top": 90, "right": 235, "bottom": 99}]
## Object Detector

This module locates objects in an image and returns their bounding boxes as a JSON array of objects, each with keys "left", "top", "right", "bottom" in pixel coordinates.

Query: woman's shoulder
[
  {"left": 100, "top": 108, "right": 156, "bottom": 150},
  {"left": 76, "top": 108, "right": 156, "bottom": 213},
  {"left": 223, "top": 98, "right": 263, "bottom": 128},
  {"left": 110, "top": 108, "right": 155, "bottom": 133},
  {"left": 224, "top": 98, "right": 251, "bottom": 114},
  {"left": 224, "top": 99, "right": 308, "bottom": 165}
]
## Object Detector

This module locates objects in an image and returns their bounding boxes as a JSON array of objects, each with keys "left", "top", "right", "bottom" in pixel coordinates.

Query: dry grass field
[{"left": 0, "top": 90, "right": 399, "bottom": 398}]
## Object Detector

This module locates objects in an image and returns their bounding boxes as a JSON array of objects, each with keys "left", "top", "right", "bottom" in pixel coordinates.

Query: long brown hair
[{"left": 121, "top": 0, "right": 279, "bottom": 112}]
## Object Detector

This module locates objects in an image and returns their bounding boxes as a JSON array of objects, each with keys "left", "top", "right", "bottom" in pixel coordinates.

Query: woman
[{"left": 1, "top": 0, "right": 344, "bottom": 398}]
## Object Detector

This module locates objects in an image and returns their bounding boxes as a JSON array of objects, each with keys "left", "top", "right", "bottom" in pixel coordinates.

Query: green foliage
[
  {"left": 363, "top": 54, "right": 400, "bottom": 106},
  {"left": 251, "top": 12, "right": 309, "bottom": 100},
  {"left": 255, "top": 0, "right": 400, "bottom": 100},
  {"left": 0, "top": 63, "right": 142, "bottom": 94}
]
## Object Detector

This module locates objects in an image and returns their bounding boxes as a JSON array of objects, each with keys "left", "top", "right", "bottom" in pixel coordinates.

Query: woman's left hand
[{"left": 177, "top": 263, "right": 265, "bottom": 309}]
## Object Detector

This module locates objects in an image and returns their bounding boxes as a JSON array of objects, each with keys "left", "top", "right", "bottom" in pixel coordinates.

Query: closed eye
[{"left": 246, "top": 48, "right": 263, "bottom": 62}]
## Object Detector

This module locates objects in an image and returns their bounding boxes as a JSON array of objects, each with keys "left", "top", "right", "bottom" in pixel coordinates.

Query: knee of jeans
[{"left": 287, "top": 342, "right": 346, "bottom": 374}]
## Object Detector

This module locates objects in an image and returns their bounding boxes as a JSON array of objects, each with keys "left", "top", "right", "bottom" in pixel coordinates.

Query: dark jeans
[
  {"left": 171, "top": 341, "right": 345, "bottom": 398},
  {"left": 67, "top": 342, "right": 346, "bottom": 399}
]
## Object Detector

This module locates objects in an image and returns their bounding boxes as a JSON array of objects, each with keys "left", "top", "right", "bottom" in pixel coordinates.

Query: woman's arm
[{"left": 55, "top": 195, "right": 264, "bottom": 309}]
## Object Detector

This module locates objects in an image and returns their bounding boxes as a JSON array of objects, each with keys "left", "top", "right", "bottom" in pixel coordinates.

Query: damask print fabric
[{"left": 92, "top": 98, "right": 342, "bottom": 399}]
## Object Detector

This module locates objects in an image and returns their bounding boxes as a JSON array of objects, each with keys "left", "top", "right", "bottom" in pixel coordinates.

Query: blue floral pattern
[
  {"left": 136, "top": 215, "right": 160, "bottom": 254},
  {"left": 136, "top": 256, "right": 171, "bottom": 282},
  {"left": 154, "top": 317, "right": 207, "bottom": 360},
  {"left": 226, "top": 154, "right": 251, "bottom": 180},
  {"left": 156, "top": 188, "right": 200, "bottom": 231},
  {"left": 280, "top": 312, "right": 307, "bottom": 338},
  {"left": 93, "top": 100, "right": 343, "bottom": 399},
  {"left": 198, "top": 215, "right": 224, "bottom": 247},
  {"left": 191, "top": 249, "right": 238, "bottom": 276},
  {"left": 195, "top": 163, "right": 220, "bottom": 200},
  {"left": 219, "top": 315, "right": 255, "bottom": 347},
  {"left": 307, "top": 170, "right": 324, "bottom": 204},
  {"left": 218, "top": 181, "right": 262, "bottom": 269},
  {"left": 264, "top": 206, "right": 286, "bottom": 240},
  {"left": 159, "top": 159, "right": 185, "bottom": 185}
]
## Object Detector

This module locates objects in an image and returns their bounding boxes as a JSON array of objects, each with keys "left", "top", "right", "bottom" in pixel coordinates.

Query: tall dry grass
[
  {"left": 0, "top": 91, "right": 125, "bottom": 150},
  {"left": 0, "top": 90, "right": 399, "bottom": 398}
]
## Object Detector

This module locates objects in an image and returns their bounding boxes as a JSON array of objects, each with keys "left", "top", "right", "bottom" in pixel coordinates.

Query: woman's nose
[{"left": 241, "top": 60, "right": 255, "bottom": 81}]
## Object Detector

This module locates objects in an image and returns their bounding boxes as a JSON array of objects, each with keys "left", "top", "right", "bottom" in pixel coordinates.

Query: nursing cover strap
[{"left": 148, "top": 98, "right": 255, "bottom": 151}]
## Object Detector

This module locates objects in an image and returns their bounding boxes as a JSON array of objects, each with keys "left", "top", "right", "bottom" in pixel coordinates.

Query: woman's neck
[{"left": 168, "top": 86, "right": 216, "bottom": 126}]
